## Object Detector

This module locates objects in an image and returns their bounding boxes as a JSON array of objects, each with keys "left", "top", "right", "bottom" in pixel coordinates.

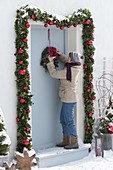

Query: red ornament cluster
[
  {"left": 88, "top": 113, "right": 93, "bottom": 117},
  {"left": 22, "top": 138, "right": 30, "bottom": 146},
  {"left": 20, "top": 98, "right": 25, "bottom": 103},
  {"left": 87, "top": 40, "right": 93, "bottom": 45},
  {"left": 26, "top": 128, "right": 30, "bottom": 133},
  {"left": 108, "top": 125, "right": 113, "bottom": 132},
  {"left": 19, "top": 69, "right": 26, "bottom": 75},
  {"left": 23, "top": 86, "right": 27, "bottom": 90},
  {"left": 18, "top": 49, "right": 24, "bottom": 54},
  {"left": 31, "top": 14, "right": 35, "bottom": 19},
  {"left": 23, "top": 38, "right": 28, "bottom": 43},
  {"left": 25, "top": 22, "right": 30, "bottom": 28},
  {"left": 85, "top": 19, "right": 91, "bottom": 25},
  {"left": 49, "top": 20, "right": 54, "bottom": 25},
  {"left": 48, "top": 47, "right": 58, "bottom": 58}
]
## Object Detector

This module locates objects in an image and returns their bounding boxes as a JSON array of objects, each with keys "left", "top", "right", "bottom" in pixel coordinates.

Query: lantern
[{"left": 94, "top": 133, "right": 104, "bottom": 157}]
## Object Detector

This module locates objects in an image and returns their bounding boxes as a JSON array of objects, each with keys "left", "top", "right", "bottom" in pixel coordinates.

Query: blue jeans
[{"left": 60, "top": 102, "right": 77, "bottom": 137}]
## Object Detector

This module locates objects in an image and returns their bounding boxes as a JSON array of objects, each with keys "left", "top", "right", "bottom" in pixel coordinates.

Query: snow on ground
[{"left": 31, "top": 149, "right": 113, "bottom": 170}]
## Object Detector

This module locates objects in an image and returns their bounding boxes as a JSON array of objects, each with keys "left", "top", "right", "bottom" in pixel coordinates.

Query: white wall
[{"left": 1, "top": 0, "right": 113, "bottom": 160}]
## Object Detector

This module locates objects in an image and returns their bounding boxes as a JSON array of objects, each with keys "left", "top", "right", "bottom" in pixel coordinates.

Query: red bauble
[
  {"left": 18, "top": 49, "right": 24, "bottom": 54},
  {"left": 19, "top": 69, "right": 26, "bottom": 75},
  {"left": 73, "top": 23, "right": 77, "bottom": 27},
  {"left": 92, "top": 25, "right": 95, "bottom": 29},
  {"left": 88, "top": 74, "right": 91, "bottom": 78},
  {"left": 20, "top": 98, "right": 25, "bottom": 103},
  {"left": 16, "top": 118, "right": 20, "bottom": 122},
  {"left": 60, "top": 26, "right": 64, "bottom": 30},
  {"left": 27, "top": 109, "right": 30, "bottom": 113},
  {"left": 22, "top": 139, "right": 30, "bottom": 146},
  {"left": 85, "top": 19, "right": 91, "bottom": 25},
  {"left": 28, "top": 75, "right": 30, "bottom": 79},
  {"left": 25, "top": 22, "right": 30, "bottom": 28},
  {"left": 49, "top": 20, "right": 54, "bottom": 25},
  {"left": 85, "top": 98, "right": 89, "bottom": 101},
  {"left": 83, "top": 65, "right": 87, "bottom": 69},
  {"left": 24, "top": 86, "right": 27, "bottom": 90},
  {"left": 87, "top": 89, "right": 90, "bottom": 92},
  {"left": 108, "top": 126, "right": 113, "bottom": 132},
  {"left": 87, "top": 126, "right": 91, "bottom": 130},
  {"left": 79, "top": 21, "right": 82, "bottom": 25},
  {"left": 90, "top": 83, "right": 93, "bottom": 88},
  {"left": 87, "top": 40, "right": 93, "bottom": 45},
  {"left": 31, "top": 14, "right": 35, "bottom": 19},
  {"left": 89, "top": 55, "right": 93, "bottom": 59},
  {"left": 26, "top": 128, "right": 31, "bottom": 133},
  {"left": 92, "top": 96, "right": 96, "bottom": 100},
  {"left": 90, "top": 33, "right": 94, "bottom": 37},
  {"left": 88, "top": 113, "right": 92, "bottom": 117},
  {"left": 23, "top": 38, "right": 28, "bottom": 43},
  {"left": 67, "top": 25, "right": 71, "bottom": 28},
  {"left": 44, "top": 23, "right": 48, "bottom": 27},
  {"left": 19, "top": 61, "right": 23, "bottom": 65}
]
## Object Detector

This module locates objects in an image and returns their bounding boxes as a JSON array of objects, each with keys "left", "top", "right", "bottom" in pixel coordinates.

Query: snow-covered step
[{"left": 36, "top": 143, "right": 91, "bottom": 168}]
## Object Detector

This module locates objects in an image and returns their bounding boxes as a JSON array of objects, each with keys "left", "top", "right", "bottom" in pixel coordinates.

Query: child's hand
[{"left": 48, "top": 55, "right": 53, "bottom": 62}]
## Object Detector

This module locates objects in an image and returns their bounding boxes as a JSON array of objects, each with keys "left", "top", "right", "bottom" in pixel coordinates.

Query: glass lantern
[{"left": 94, "top": 133, "right": 104, "bottom": 157}]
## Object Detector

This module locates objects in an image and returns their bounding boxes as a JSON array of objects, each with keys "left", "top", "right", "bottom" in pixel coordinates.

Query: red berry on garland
[
  {"left": 24, "top": 86, "right": 27, "bottom": 90},
  {"left": 89, "top": 55, "right": 93, "bottom": 59},
  {"left": 27, "top": 109, "right": 30, "bottom": 113},
  {"left": 26, "top": 128, "right": 31, "bottom": 133},
  {"left": 44, "top": 23, "right": 48, "bottom": 27},
  {"left": 19, "top": 69, "right": 26, "bottom": 75},
  {"left": 92, "top": 103, "right": 94, "bottom": 106},
  {"left": 88, "top": 113, "right": 92, "bottom": 117},
  {"left": 67, "top": 25, "right": 71, "bottom": 28},
  {"left": 87, "top": 89, "right": 90, "bottom": 92},
  {"left": 22, "top": 138, "right": 30, "bottom": 146},
  {"left": 85, "top": 98, "right": 89, "bottom": 101},
  {"left": 18, "top": 49, "right": 24, "bottom": 54},
  {"left": 73, "top": 23, "right": 77, "bottom": 27},
  {"left": 49, "top": 20, "right": 54, "bottom": 25},
  {"left": 23, "top": 38, "right": 28, "bottom": 43},
  {"left": 88, "top": 74, "right": 91, "bottom": 78},
  {"left": 90, "top": 33, "right": 94, "bottom": 37},
  {"left": 85, "top": 19, "right": 91, "bottom": 25},
  {"left": 19, "top": 61, "right": 23, "bottom": 65},
  {"left": 92, "top": 96, "right": 96, "bottom": 100},
  {"left": 60, "top": 26, "right": 64, "bottom": 30},
  {"left": 90, "top": 83, "right": 93, "bottom": 88},
  {"left": 87, "top": 40, "right": 93, "bottom": 45},
  {"left": 31, "top": 14, "right": 35, "bottom": 19},
  {"left": 16, "top": 118, "right": 20, "bottom": 122},
  {"left": 20, "top": 98, "right": 25, "bottom": 103},
  {"left": 25, "top": 22, "right": 30, "bottom": 28},
  {"left": 83, "top": 65, "right": 87, "bottom": 69}
]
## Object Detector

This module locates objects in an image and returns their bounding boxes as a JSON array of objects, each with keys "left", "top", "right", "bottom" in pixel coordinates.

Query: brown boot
[
  {"left": 56, "top": 134, "right": 70, "bottom": 147},
  {"left": 64, "top": 136, "right": 79, "bottom": 149}
]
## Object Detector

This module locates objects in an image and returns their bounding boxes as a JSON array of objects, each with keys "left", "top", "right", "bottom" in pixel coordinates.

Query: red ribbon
[{"left": 48, "top": 29, "right": 51, "bottom": 47}]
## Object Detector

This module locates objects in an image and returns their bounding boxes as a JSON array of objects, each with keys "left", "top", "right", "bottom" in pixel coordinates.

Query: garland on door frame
[{"left": 15, "top": 5, "right": 95, "bottom": 152}]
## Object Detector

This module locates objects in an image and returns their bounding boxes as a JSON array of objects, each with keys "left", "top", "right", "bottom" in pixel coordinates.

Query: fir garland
[{"left": 15, "top": 5, "right": 95, "bottom": 152}]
